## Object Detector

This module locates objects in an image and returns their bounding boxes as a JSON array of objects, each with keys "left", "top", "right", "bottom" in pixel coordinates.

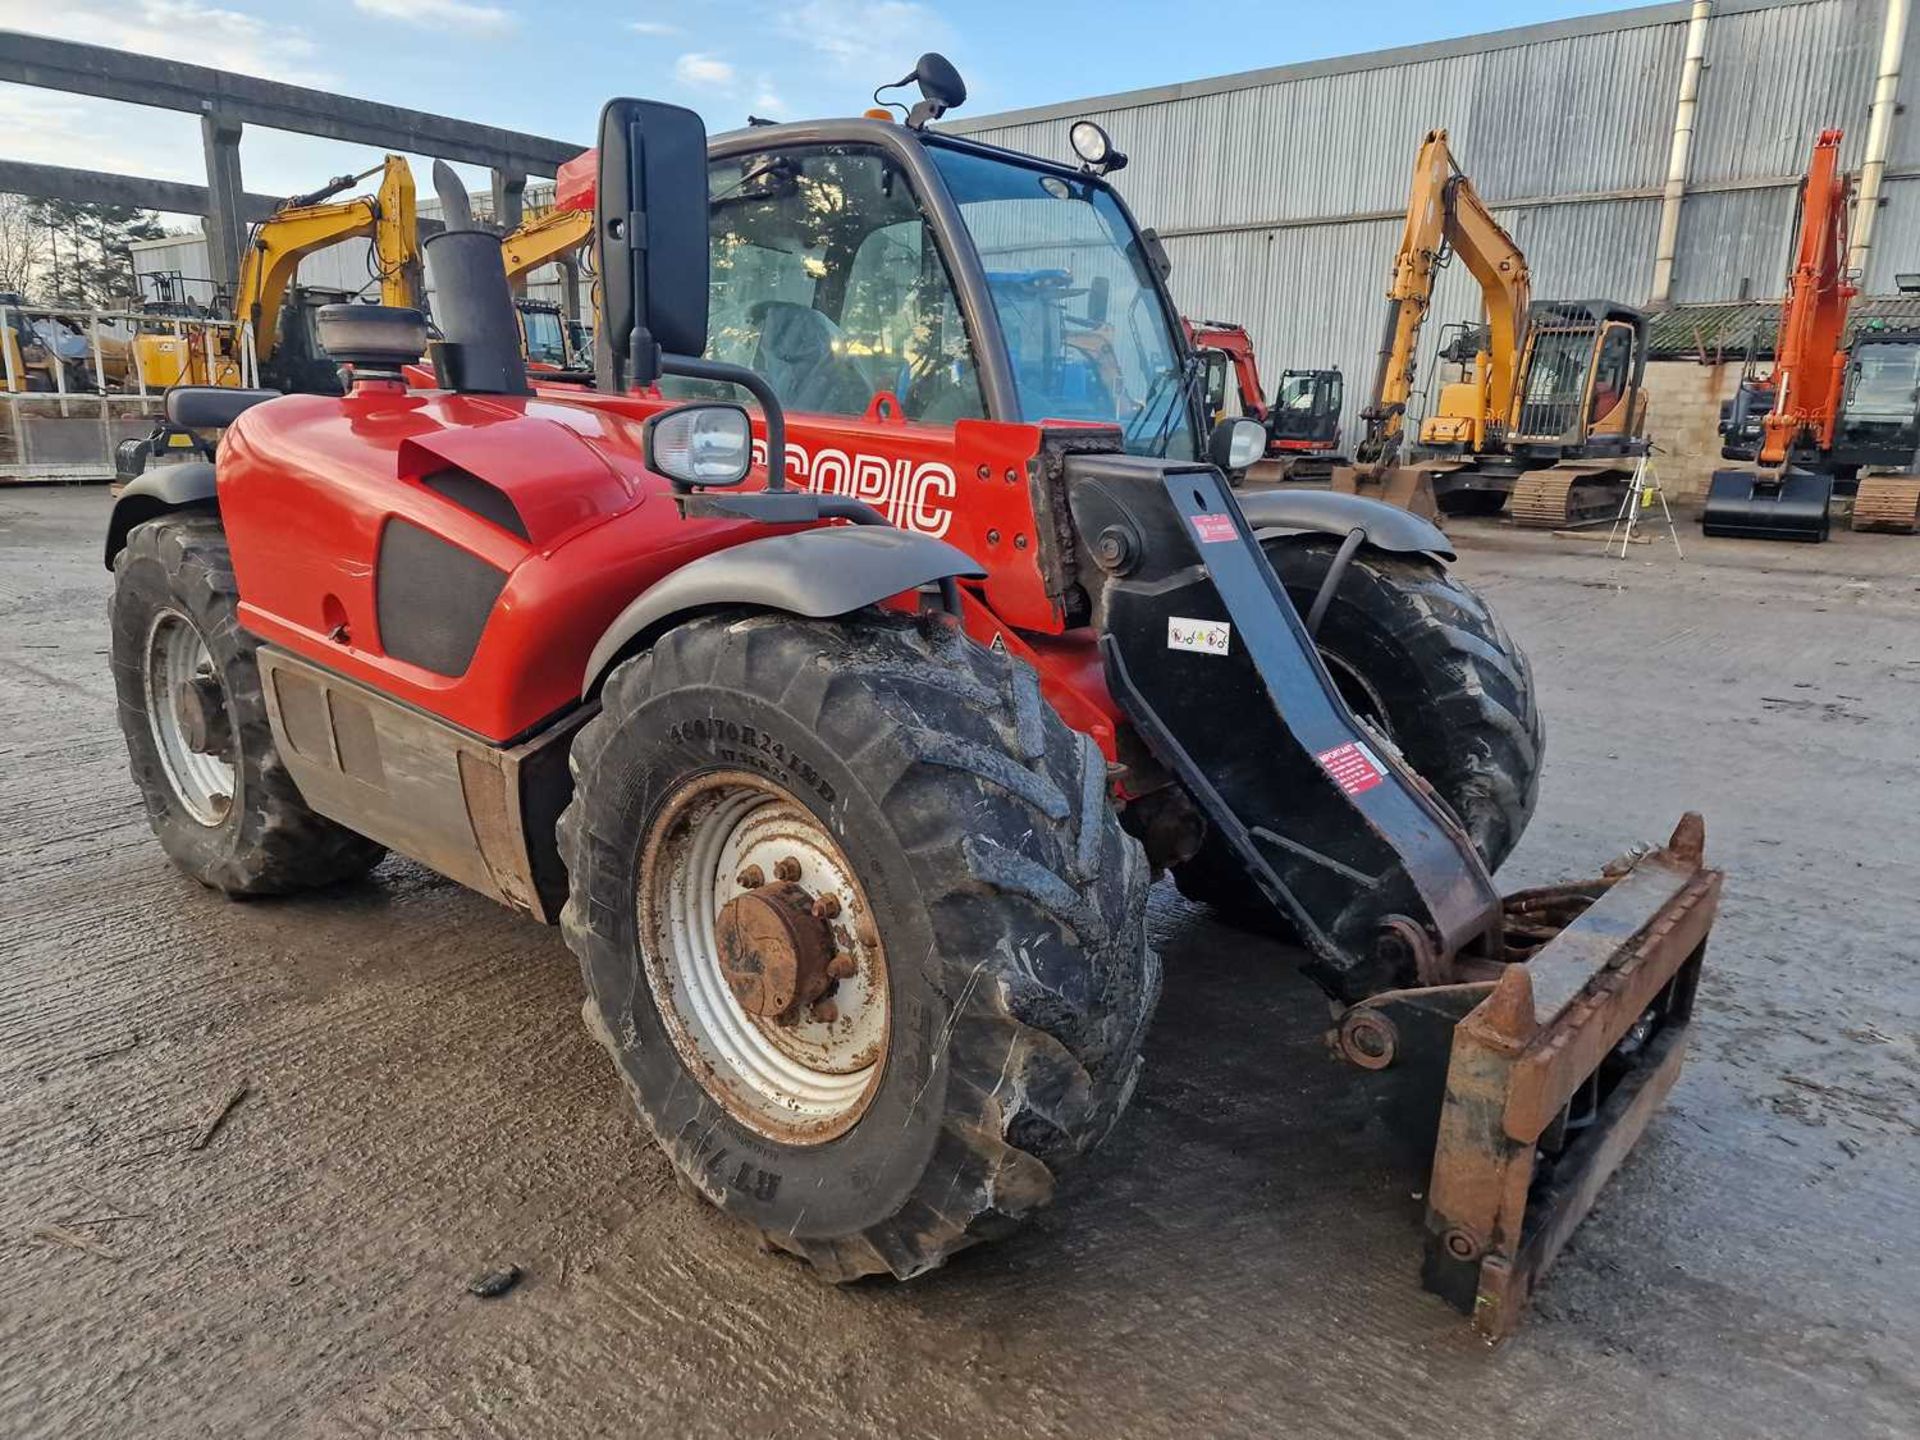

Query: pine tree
[{"left": 28, "top": 199, "right": 166, "bottom": 308}]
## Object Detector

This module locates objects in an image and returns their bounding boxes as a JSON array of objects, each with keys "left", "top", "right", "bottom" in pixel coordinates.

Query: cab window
[{"left": 670, "top": 146, "right": 985, "bottom": 424}]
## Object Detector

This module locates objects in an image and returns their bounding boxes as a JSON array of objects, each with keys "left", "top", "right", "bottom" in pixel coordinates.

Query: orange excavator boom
[{"left": 1760, "top": 129, "right": 1856, "bottom": 465}]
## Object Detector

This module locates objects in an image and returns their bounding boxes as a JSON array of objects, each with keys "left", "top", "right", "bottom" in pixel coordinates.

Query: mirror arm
[{"left": 659, "top": 354, "right": 789, "bottom": 491}]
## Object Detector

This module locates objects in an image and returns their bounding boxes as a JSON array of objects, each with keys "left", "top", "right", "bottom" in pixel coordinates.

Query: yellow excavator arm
[
  {"left": 234, "top": 154, "right": 421, "bottom": 364},
  {"left": 499, "top": 206, "right": 592, "bottom": 284},
  {"left": 1358, "top": 129, "right": 1531, "bottom": 461}
]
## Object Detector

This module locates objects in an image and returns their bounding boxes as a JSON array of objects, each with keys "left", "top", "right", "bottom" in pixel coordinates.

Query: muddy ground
[{"left": 1, "top": 486, "right": 1915, "bottom": 1439}]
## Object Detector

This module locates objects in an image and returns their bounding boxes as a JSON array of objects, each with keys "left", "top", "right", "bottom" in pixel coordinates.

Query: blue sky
[{"left": 0, "top": 0, "right": 1633, "bottom": 209}]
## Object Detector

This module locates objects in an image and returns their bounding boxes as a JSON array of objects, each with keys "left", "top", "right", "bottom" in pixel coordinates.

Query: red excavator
[{"left": 1184, "top": 318, "right": 1344, "bottom": 478}]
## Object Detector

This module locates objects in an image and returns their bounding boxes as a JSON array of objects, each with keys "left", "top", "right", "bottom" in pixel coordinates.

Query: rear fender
[
  {"left": 1239, "top": 488, "right": 1453, "bottom": 560},
  {"left": 582, "top": 524, "right": 986, "bottom": 696},
  {"left": 105, "top": 459, "right": 218, "bottom": 569}
]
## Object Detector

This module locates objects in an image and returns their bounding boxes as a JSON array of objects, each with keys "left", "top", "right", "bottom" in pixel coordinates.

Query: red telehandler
[{"left": 104, "top": 60, "right": 1720, "bottom": 1339}]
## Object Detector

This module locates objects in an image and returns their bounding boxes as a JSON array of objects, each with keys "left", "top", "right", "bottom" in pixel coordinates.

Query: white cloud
[
  {"left": 775, "top": 0, "right": 950, "bottom": 80},
  {"left": 352, "top": 0, "right": 516, "bottom": 34},
  {"left": 674, "top": 52, "right": 738, "bottom": 89},
  {"left": 0, "top": 0, "right": 332, "bottom": 85},
  {"left": 629, "top": 19, "right": 679, "bottom": 36},
  {"left": 750, "top": 85, "right": 789, "bottom": 117}
]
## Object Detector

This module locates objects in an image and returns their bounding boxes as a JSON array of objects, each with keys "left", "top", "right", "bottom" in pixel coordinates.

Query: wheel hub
[
  {"left": 716, "top": 881, "right": 836, "bottom": 1021},
  {"left": 174, "top": 674, "right": 232, "bottom": 756}
]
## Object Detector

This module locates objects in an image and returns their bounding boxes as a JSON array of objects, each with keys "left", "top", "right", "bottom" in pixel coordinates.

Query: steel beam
[
  {"left": 0, "top": 160, "right": 279, "bottom": 221},
  {"left": 0, "top": 31, "right": 579, "bottom": 176}
]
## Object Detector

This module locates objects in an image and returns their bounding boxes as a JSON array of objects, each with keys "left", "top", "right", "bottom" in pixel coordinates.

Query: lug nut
[
  {"left": 812, "top": 1000, "right": 839, "bottom": 1024},
  {"left": 812, "top": 893, "right": 841, "bottom": 920},
  {"left": 774, "top": 857, "right": 802, "bottom": 883},
  {"left": 826, "top": 953, "right": 857, "bottom": 981},
  {"left": 737, "top": 865, "right": 765, "bottom": 889}
]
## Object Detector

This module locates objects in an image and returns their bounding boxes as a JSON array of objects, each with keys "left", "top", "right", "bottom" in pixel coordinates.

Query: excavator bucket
[
  {"left": 1701, "top": 465, "right": 1832, "bottom": 541},
  {"left": 1332, "top": 815, "right": 1720, "bottom": 1340},
  {"left": 1329, "top": 462, "right": 1441, "bottom": 521}
]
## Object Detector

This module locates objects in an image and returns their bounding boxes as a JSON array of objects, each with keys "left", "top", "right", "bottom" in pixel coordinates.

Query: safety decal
[
  {"left": 1189, "top": 512, "right": 1238, "bottom": 544},
  {"left": 1315, "top": 740, "right": 1387, "bottom": 797},
  {"left": 1167, "top": 617, "right": 1231, "bottom": 656}
]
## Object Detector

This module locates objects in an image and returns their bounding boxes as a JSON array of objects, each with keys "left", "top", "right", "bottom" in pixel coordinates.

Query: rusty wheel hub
[
  {"left": 715, "top": 881, "right": 837, "bottom": 1021},
  {"left": 638, "top": 771, "right": 890, "bottom": 1145}
]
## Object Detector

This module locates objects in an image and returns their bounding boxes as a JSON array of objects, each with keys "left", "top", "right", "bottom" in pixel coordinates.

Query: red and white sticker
[
  {"left": 1189, "top": 512, "right": 1237, "bottom": 544},
  {"left": 1315, "top": 740, "right": 1387, "bottom": 797}
]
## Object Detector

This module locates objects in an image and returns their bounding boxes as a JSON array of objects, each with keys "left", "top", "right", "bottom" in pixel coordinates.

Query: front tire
[
  {"left": 559, "top": 612, "right": 1158, "bottom": 1280},
  {"left": 109, "top": 515, "right": 386, "bottom": 895}
]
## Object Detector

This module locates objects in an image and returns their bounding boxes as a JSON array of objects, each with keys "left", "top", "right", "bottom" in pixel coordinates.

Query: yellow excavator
[
  {"left": 499, "top": 203, "right": 593, "bottom": 374},
  {"left": 1335, "top": 130, "right": 1651, "bottom": 527},
  {"left": 133, "top": 155, "right": 422, "bottom": 394}
]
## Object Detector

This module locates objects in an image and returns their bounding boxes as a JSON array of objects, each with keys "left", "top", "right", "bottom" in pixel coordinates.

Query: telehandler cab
[{"left": 105, "top": 62, "right": 1720, "bottom": 1339}]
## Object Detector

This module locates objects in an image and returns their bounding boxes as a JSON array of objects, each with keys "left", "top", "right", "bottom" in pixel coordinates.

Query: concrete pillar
[
  {"left": 200, "top": 110, "right": 247, "bottom": 295},
  {"left": 492, "top": 165, "right": 527, "bottom": 294}
]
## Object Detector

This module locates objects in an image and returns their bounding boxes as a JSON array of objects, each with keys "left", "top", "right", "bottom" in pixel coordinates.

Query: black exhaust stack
[{"left": 423, "top": 160, "right": 529, "bottom": 396}]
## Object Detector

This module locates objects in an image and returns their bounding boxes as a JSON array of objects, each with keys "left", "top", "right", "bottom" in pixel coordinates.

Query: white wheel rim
[
  {"left": 143, "top": 609, "right": 235, "bottom": 827},
  {"left": 638, "top": 771, "right": 889, "bottom": 1145}
]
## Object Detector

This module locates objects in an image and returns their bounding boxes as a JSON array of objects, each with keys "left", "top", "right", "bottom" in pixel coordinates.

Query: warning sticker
[
  {"left": 1189, "top": 512, "right": 1238, "bottom": 544},
  {"left": 1167, "top": 616, "right": 1231, "bottom": 656},
  {"left": 1315, "top": 740, "right": 1387, "bottom": 797}
]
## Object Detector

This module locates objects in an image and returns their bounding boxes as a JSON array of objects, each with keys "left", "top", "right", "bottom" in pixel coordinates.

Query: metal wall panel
[
  {"left": 1687, "top": 0, "right": 1881, "bottom": 183},
  {"left": 1861, "top": 177, "right": 1920, "bottom": 292}
]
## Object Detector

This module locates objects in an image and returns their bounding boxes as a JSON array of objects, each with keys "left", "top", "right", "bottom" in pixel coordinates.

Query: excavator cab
[
  {"left": 1509, "top": 304, "right": 1647, "bottom": 455},
  {"left": 1836, "top": 332, "right": 1920, "bottom": 466},
  {"left": 1268, "top": 367, "right": 1343, "bottom": 449}
]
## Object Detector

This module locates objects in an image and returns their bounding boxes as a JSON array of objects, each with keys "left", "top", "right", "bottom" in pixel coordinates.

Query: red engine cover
[{"left": 216, "top": 381, "right": 1120, "bottom": 753}]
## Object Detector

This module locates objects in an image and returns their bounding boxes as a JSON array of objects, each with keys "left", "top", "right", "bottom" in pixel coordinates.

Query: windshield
[
  {"left": 519, "top": 307, "right": 568, "bottom": 366},
  {"left": 1847, "top": 342, "right": 1920, "bottom": 424},
  {"left": 927, "top": 143, "right": 1198, "bottom": 459}
]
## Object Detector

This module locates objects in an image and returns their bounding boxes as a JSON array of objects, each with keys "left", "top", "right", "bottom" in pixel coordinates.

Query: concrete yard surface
[{"left": 2, "top": 487, "right": 1916, "bottom": 1438}]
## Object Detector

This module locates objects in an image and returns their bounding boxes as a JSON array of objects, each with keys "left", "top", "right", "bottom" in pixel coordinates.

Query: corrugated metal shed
[{"left": 948, "top": 0, "right": 1918, "bottom": 446}]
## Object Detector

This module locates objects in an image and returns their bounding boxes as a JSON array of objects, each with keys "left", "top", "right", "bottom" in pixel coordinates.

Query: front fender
[
  {"left": 1239, "top": 488, "right": 1453, "bottom": 560},
  {"left": 582, "top": 524, "right": 986, "bottom": 696},
  {"left": 104, "top": 459, "right": 219, "bottom": 569}
]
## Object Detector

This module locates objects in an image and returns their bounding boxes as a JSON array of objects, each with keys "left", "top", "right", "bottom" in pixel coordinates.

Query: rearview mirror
[{"left": 596, "top": 98, "right": 710, "bottom": 391}]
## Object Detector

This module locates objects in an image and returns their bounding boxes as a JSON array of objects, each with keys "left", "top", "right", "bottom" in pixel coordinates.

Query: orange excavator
[
  {"left": 1705, "top": 131, "right": 1854, "bottom": 541},
  {"left": 1710, "top": 129, "right": 1920, "bottom": 538},
  {"left": 1183, "top": 318, "right": 1344, "bottom": 478}
]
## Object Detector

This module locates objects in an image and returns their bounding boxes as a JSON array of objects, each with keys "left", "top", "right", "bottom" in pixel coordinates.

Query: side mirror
[
  {"left": 1087, "top": 275, "right": 1110, "bottom": 327},
  {"left": 645, "top": 403, "right": 754, "bottom": 490},
  {"left": 1210, "top": 417, "right": 1266, "bottom": 474},
  {"left": 596, "top": 98, "right": 710, "bottom": 391}
]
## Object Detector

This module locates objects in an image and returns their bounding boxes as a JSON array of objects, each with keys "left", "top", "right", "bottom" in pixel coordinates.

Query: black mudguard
[
  {"left": 1239, "top": 487, "right": 1454, "bottom": 559},
  {"left": 104, "top": 460, "right": 219, "bottom": 569},
  {"left": 582, "top": 524, "right": 985, "bottom": 695}
]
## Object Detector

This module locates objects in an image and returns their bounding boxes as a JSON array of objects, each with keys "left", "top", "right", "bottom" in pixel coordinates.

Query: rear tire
[
  {"left": 1174, "top": 538, "right": 1542, "bottom": 928},
  {"left": 109, "top": 514, "right": 386, "bottom": 895},
  {"left": 559, "top": 612, "right": 1158, "bottom": 1280}
]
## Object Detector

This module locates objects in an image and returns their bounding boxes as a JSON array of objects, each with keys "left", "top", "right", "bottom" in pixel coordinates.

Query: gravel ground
[{"left": 2, "top": 486, "right": 1915, "bottom": 1439}]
